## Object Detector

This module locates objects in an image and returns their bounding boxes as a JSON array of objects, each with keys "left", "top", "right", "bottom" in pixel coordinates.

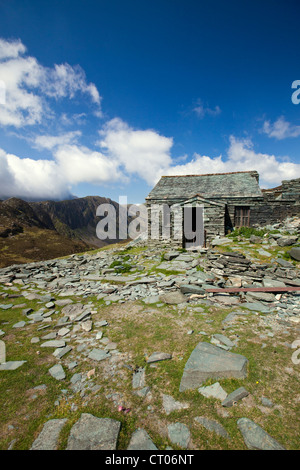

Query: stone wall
[{"left": 146, "top": 176, "right": 300, "bottom": 246}]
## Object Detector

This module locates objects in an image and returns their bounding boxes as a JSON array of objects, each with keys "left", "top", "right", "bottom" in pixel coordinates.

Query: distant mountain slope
[
  {"left": 0, "top": 195, "right": 130, "bottom": 268},
  {"left": 29, "top": 196, "right": 129, "bottom": 248}
]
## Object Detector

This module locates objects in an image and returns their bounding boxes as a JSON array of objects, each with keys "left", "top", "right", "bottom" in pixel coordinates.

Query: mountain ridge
[{"left": 0, "top": 195, "right": 131, "bottom": 267}]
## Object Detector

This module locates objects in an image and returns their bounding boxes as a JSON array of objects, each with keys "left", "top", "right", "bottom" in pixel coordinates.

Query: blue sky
[{"left": 0, "top": 0, "right": 300, "bottom": 203}]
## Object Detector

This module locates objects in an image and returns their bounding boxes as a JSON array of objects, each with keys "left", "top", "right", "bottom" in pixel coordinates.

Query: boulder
[
  {"left": 237, "top": 417, "right": 286, "bottom": 450},
  {"left": 66, "top": 413, "right": 121, "bottom": 450},
  {"left": 179, "top": 342, "right": 248, "bottom": 392}
]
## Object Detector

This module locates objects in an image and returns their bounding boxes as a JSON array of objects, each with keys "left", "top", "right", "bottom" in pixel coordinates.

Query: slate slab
[
  {"left": 127, "top": 428, "right": 158, "bottom": 450},
  {"left": 194, "top": 416, "right": 230, "bottom": 439},
  {"left": 237, "top": 417, "right": 286, "bottom": 450},
  {"left": 180, "top": 285, "right": 205, "bottom": 295},
  {"left": 41, "top": 340, "right": 66, "bottom": 348},
  {"left": 88, "top": 349, "right": 111, "bottom": 362},
  {"left": 30, "top": 419, "right": 68, "bottom": 450},
  {"left": 167, "top": 422, "right": 190, "bottom": 448},
  {"left": 0, "top": 361, "right": 27, "bottom": 370},
  {"left": 198, "top": 382, "right": 227, "bottom": 400},
  {"left": 66, "top": 413, "right": 121, "bottom": 450},
  {"left": 147, "top": 352, "right": 172, "bottom": 363},
  {"left": 162, "top": 394, "right": 190, "bottom": 415},
  {"left": 0, "top": 340, "right": 5, "bottom": 364},
  {"left": 132, "top": 367, "right": 146, "bottom": 389},
  {"left": 48, "top": 364, "right": 65, "bottom": 380},
  {"left": 221, "top": 386, "right": 249, "bottom": 407},
  {"left": 179, "top": 342, "right": 248, "bottom": 392},
  {"left": 289, "top": 247, "right": 300, "bottom": 261}
]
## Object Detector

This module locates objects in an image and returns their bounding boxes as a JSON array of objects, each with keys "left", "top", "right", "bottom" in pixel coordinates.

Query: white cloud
[
  {"left": 163, "top": 136, "right": 300, "bottom": 188},
  {"left": 0, "top": 38, "right": 26, "bottom": 59},
  {"left": 262, "top": 116, "right": 300, "bottom": 140},
  {"left": 98, "top": 118, "right": 173, "bottom": 185},
  {"left": 34, "top": 131, "right": 82, "bottom": 150},
  {"left": 193, "top": 99, "right": 221, "bottom": 119},
  {"left": 53, "top": 144, "right": 123, "bottom": 185},
  {"left": 0, "top": 38, "right": 102, "bottom": 127},
  {"left": 0, "top": 141, "right": 123, "bottom": 200},
  {"left": 0, "top": 149, "right": 70, "bottom": 200}
]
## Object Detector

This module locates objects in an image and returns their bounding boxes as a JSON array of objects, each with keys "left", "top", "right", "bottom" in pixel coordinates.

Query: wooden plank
[{"left": 205, "top": 286, "right": 300, "bottom": 293}]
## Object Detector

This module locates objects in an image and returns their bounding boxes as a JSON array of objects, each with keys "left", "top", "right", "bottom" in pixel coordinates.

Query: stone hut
[{"left": 145, "top": 171, "right": 300, "bottom": 248}]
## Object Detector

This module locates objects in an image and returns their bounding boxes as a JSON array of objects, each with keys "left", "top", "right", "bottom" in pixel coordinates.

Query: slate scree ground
[{"left": 0, "top": 199, "right": 299, "bottom": 449}]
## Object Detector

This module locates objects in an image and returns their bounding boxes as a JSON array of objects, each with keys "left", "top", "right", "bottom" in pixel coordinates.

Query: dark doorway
[
  {"left": 183, "top": 206, "right": 205, "bottom": 248},
  {"left": 234, "top": 206, "right": 250, "bottom": 227}
]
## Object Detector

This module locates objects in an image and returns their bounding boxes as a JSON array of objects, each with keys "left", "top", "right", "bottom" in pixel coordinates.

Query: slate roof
[{"left": 146, "top": 171, "right": 263, "bottom": 200}]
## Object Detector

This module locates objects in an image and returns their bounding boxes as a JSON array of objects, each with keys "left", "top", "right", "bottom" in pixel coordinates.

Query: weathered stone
[
  {"left": 164, "top": 252, "right": 179, "bottom": 261},
  {"left": 212, "top": 334, "right": 235, "bottom": 349},
  {"left": 162, "top": 394, "right": 190, "bottom": 415},
  {"left": 211, "top": 295, "right": 240, "bottom": 305},
  {"left": 81, "top": 320, "right": 93, "bottom": 332},
  {"left": 88, "top": 349, "right": 111, "bottom": 362},
  {"left": 132, "top": 367, "right": 146, "bottom": 389},
  {"left": 277, "top": 237, "right": 298, "bottom": 247},
  {"left": 12, "top": 321, "right": 26, "bottom": 328},
  {"left": 289, "top": 247, "right": 300, "bottom": 261},
  {"left": 194, "top": 416, "right": 230, "bottom": 439},
  {"left": 180, "top": 285, "right": 205, "bottom": 295},
  {"left": 127, "top": 428, "right": 158, "bottom": 450},
  {"left": 221, "top": 386, "right": 249, "bottom": 407},
  {"left": 147, "top": 352, "right": 172, "bottom": 363},
  {"left": 57, "top": 327, "right": 70, "bottom": 337},
  {"left": 0, "top": 361, "right": 26, "bottom": 370},
  {"left": 179, "top": 342, "right": 248, "bottom": 392},
  {"left": 0, "top": 340, "right": 5, "bottom": 364},
  {"left": 48, "top": 364, "right": 65, "bottom": 380},
  {"left": 246, "top": 291, "right": 275, "bottom": 302},
  {"left": 167, "top": 422, "right": 190, "bottom": 448},
  {"left": 53, "top": 345, "right": 72, "bottom": 359},
  {"left": 30, "top": 419, "right": 68, "bottom": 450},
  {"left": 198, "top": 382, "right": 227, "bottom": 400},
  {"left": 0, "top": 304, "right": 13, "bottom": 310},
  {"left": 249, "top": 235, "right": 263, "bottom": 244},
  {"left": 159, "top": 291, "right": 187, "bottom": 304},
  {"left": 66, "top": 413, "right": 121, "bottom": 450},
  {"left": 41, "top": 340, "right": 66, "bottom": 348},
  {"left": 237, "top": 417, "right": 286, "bottom": 450}
]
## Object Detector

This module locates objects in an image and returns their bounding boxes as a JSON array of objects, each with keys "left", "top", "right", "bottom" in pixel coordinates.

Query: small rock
[
  {"left": 127, "top": 428, "right": 158, "bottom": 450},
  {"left": 198, "top": 382, "right": 227, "bottom": 401},
  {"left": 162, "top": 394, "right": 190, "bottom": 415},
  {"left": 221, "top": 387, "right": 249, "bottom": 407},
  {"left": 48, "top": 364, "right": 66, "bottom": 381},
  {"left": 147, "top": 352, "right": 172, "bottom": 363},
  {"left": 194, "top": 416, "right": 230, "bottom": 439},
  {"left": 167, "top": 422, "right": 190, "bottom": 448}
]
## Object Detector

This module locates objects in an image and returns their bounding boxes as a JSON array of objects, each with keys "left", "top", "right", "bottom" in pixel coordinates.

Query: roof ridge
[{"left": 161, "top": 170, "right": 258, "bottom": 178}]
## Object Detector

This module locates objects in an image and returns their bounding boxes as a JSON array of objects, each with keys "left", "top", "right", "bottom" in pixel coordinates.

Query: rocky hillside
[
  {"left": 0, "top": 216, "right": 299, "bottom": 450},
  {"left": 0, "top": 196, "right": 131, "bottom": 268}
]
